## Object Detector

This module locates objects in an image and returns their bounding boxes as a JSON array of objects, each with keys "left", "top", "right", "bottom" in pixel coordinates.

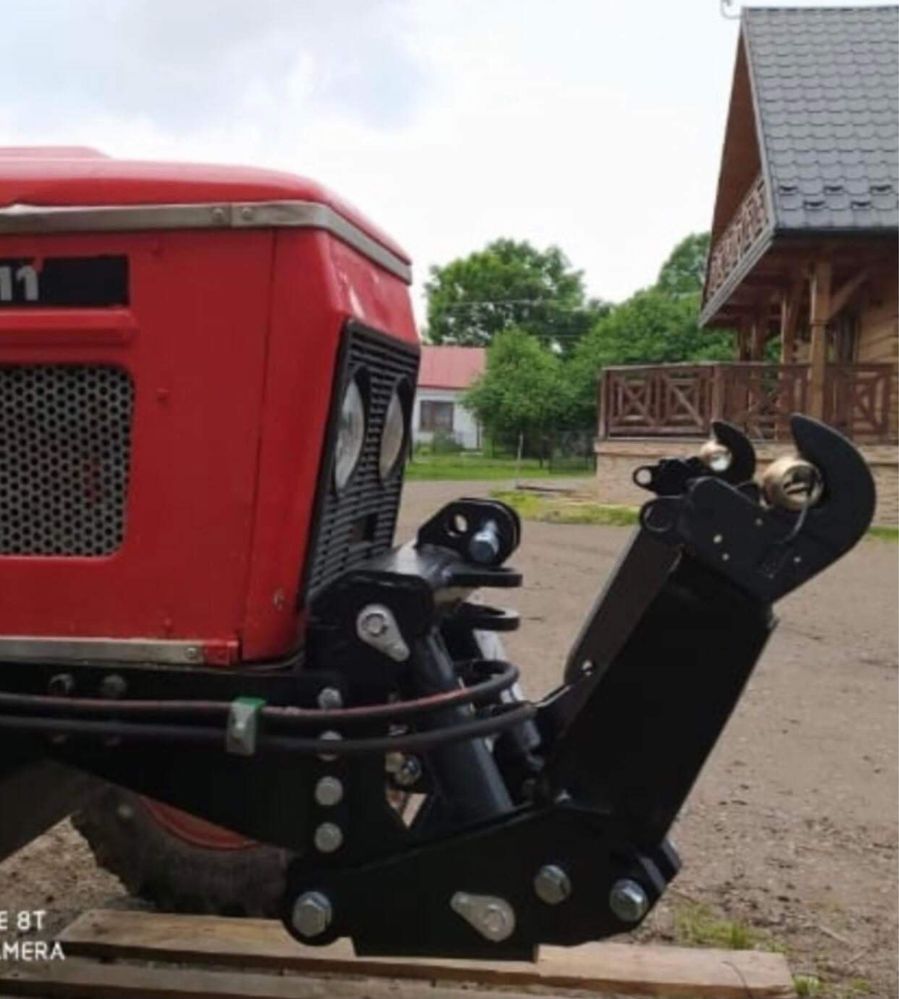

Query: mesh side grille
[
  {"left": 307, "top": 327, "right": 419, "bottom": 596},
  {"left": 0, "top": 365, "right": 134, "bottom": 556}
]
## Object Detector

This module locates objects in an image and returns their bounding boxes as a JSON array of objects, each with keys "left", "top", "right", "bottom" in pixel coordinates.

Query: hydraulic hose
[{"left": 0, "top": 702, "right": 537, "bottom": 757}]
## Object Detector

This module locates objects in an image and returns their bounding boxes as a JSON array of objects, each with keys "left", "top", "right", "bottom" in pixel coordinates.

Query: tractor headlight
[
  {"left": 379, "top": 383, "right": 408, "bottom": 482},
  {"left": 334, "top": 376, "right": 366, "bottom": 491}
]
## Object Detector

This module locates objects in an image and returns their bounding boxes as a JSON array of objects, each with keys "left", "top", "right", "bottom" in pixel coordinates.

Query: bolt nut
[
  {"left": 699, "top": 439, "right": 732, "bottom": 473},
  {"left": 314, "top": 776, "right": 344, "bottom": 808},
  {"left": 291, "top": 891, "right": 332, "bottom": 939},
  {"left": 394, "top": 756, "right": 422, "bottom": 789},
  {"left": 314, "top": 821, "right": 344, "bottom": 854},
  {"left": 609, "top": 878, "right": 649, "bottom": 923},
  {"left": 762, "top": 456, "right": 824, "bottom": 511},
  {"left": 468, "top": 519, "right": 501, "bottom": 564},
  {"left": 317, "top": 687, "right": 343, "bottom": 711},
  {"left": 534, "top": 864, "right": 571, "bottom": 905}
]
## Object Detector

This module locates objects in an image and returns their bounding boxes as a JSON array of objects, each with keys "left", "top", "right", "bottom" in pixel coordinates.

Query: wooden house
[{"left": 596, "top": 5, "right": 898, "bottom": 521}]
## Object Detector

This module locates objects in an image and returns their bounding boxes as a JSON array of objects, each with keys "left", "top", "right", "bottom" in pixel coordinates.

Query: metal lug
[
  {"left": 356, "top": 604, "right": 410, "bottom": 662},
  {"left": 450, "top": 892, "right": 516, "bottom": 942},
  {"left": 225, "top": 697, "right": 265, "bottom": 756}
]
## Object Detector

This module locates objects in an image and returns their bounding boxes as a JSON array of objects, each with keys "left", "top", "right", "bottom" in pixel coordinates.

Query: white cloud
[{"left": 2, "top": 0, "right": 890, "bottom": 324}]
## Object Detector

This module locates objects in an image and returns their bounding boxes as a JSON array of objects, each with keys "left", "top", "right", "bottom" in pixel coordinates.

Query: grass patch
[
  {"left": 491, "top": 489, "right": 639, "bottom": 526},
  {"left": 492, "top": 487, "right": 897, "bottom": 541},
  {"left": 672, "top": 901, "right": 781, "bottom": 952},
  {"left": 406, "top": 452, "right": 587, "bottom": 481},
  {"left": 793, "top": 974, "right": 823, "bottom": 997}
]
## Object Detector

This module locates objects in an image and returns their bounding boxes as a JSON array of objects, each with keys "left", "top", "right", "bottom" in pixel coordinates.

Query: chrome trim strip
[
  {"left": 0, "top": 200, "right": 412, "bottom": 283},
  {"left": 0, "top": 636, "right": 206, "bottom": 665}
]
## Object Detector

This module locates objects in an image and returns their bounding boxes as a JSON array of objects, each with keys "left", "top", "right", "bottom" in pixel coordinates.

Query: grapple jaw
[{"left": 0, "top": 417, "right": 875, "bottom": 960}]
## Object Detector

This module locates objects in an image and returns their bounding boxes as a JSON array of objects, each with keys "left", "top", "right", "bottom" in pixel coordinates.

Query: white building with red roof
[{"left": 414, "top": 345, "right": 485, "bottom": 449}]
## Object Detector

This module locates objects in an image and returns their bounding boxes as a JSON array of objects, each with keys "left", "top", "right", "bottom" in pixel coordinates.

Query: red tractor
[{"left": 0, "top": 148, "right": 875, "bottom": 958}]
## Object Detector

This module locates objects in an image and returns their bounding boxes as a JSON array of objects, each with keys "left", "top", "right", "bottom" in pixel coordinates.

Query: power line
[{"left": 439, "top": 299, "right": 607, "bottom": 314}]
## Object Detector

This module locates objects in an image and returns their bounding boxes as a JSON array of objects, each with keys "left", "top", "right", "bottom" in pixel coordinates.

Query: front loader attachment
[{"left": 0, "top": 416, "right": 875, "bottom": 960}]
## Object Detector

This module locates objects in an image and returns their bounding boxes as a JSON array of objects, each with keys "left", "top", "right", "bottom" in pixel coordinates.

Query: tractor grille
[
  {"left": 306, "top": 325, "right": 419, "bottom": 597},
  {"left": 0, "top": 365, "right": 134, "bottom": 556}
]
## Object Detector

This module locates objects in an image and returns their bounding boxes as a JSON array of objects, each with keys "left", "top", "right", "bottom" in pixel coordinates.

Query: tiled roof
[
  {"left": 418, "top": 345, "right": 486, "bottom": 390},
  {"left": 744, "top": 5, "right": 899, "bottom": 231}
]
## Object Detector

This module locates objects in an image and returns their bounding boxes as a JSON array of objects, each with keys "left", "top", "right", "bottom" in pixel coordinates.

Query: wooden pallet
[{"left": 0, "top": 909, "right": 797, "bottom": 999}]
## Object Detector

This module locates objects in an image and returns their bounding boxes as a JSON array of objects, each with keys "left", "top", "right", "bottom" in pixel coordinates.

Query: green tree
[
  {"left": 566, "top": 287, "right": 734, "bottom": 428},
  {"left": 464, "top": 327, "right": 571, "bottom": 448},
  {"left": 425, "top": 238, "right": 607, "bottom": 350},
  {"left": 656, "top": 232, "right": 710, "bottom": 296}
]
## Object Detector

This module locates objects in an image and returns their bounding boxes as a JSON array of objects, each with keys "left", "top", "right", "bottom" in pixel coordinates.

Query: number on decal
[
  {"left": 0, "top": 265, "right": 39, "bottom": 303},
  {"left": 16, "top": 265, "right": 39, "bottom": 301}
]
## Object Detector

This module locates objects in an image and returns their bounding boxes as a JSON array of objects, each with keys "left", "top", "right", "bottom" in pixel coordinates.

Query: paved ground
[{"left": 1, "top": 478, "right": 895, "bottom": 996}]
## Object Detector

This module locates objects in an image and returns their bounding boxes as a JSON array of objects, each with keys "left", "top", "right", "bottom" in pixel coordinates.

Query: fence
[{"left": 599, "top": 362, "right": 896, "bottom": 443}]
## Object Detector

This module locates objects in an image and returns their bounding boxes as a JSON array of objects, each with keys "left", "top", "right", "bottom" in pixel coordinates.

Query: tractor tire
[
  {"left": 72, "top": 786, "right": 290, "bottom": 917},
  {"left": 73, "top": 633, "right": 504, "bottom": 917}
]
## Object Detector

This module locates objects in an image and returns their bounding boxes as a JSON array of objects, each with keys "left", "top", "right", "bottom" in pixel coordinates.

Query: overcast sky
[{"left": 1, "top": 0, "right": 890, "bottom": 321}]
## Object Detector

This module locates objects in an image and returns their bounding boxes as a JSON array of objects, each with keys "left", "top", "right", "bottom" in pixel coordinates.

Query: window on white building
[{"left": 420, "top": 400, "right": 454, "bottom": 432}]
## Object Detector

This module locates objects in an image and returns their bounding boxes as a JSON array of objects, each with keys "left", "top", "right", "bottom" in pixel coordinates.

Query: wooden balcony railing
[
  {"left": 705, "top": 173, "right": 769, "bottom": 301},
  {"left": 599, "top": 362, "right": 896, "bottom": 443}
]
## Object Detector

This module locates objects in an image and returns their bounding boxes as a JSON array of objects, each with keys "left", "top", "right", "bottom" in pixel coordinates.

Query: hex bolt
[
  {"left": 359, "top": 608, "right": 389, "bottom": 638},
  {"left": 317, "top": 730, "right": 342, "bottom": 763},
  {"left": 394, "top": 756, "right": 422, "bottom": 789},
  {"left": 481, "top": 902, "right": 513, "bottom": 940},
  {"left": 99, "top": 674, "right": 127, "bottom": 699},
  {"left": 116, "top": 802, "right": 135, "bottom": 823},
  {"left": 468, "top": 519, "right": 500, "bottom": 564},
  {"left": 314, "top": 776, "right": 344, "bottom": 808},
  {"left": 609, "top": 879, "right": 649, "bottom": 923},
  {"left": 291, "top": 891, "right": 333, "bottom": 939},
  {"left": 534, "top": 864, "right": 572, "bottom": 905},
  {"left": 314, "top": 822, "right": 344, "bottom": 854},
  {"left": 48, "top": 673, "right": 75, "bottom": 696},
  {"left": 317, "top": 687, "right": 343, "bottom": 710}
]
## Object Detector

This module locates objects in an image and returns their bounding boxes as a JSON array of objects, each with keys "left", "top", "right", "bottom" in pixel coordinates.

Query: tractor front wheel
[{"left": 73, "top": 787, "right": 290, "bottom": 917}]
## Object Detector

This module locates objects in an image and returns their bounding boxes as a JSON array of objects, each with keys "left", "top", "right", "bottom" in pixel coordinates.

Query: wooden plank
[
  {"left": 827, "top": 268, "right": 868, "bottom": 321},
  {"left": 0, "top": 958, "right": 544, "bottom": 999},
  {"left": 778, "top": 276, "right": 803, "bottom": 365},
  {"left": 59, "top": 909, "right": 797, "bottom": 998},
  {"left": 808, "top": 259, "right": 832, "bottom": 420}
]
